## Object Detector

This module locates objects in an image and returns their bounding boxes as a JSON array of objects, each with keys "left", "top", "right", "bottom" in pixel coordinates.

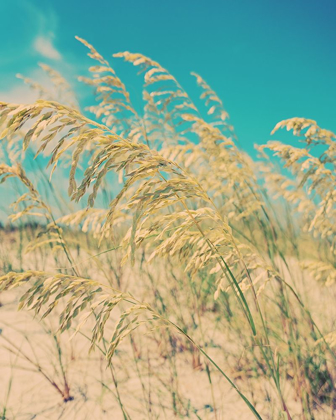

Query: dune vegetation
[{"left": 0, "top": 37, "right": 335, "bottom": 419}]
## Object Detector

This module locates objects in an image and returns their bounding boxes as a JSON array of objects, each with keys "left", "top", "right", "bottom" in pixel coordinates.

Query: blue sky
[{"left": 0, "top": 0, "right": 335, "bottom": 156}]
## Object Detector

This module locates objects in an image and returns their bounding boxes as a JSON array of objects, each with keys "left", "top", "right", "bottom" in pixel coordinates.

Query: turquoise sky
[{"left": 0, "top": 0, "right": 335, "bottom": 156}]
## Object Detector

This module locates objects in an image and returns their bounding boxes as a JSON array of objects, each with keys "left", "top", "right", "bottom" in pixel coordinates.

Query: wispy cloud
[
  {"left": 34, "top": 35, "right": 61, "bottom": 60},
  {"left": 0, "top": 69, "right": 53, "bottom": 104},
  {"left": 0, "top": 84, "right": 38, "bottom": 104}
]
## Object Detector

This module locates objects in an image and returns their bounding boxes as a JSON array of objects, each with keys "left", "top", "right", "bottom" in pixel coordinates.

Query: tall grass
[{"left": 0, "top": 37, "right": 335, "bottom": 419}]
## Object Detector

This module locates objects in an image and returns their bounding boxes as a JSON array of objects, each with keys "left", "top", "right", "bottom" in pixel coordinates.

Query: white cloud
[
  {"left": 0, "top": 68, "right": 53, "bottom": 104},
  {"left": 34, "top": 36, "right": 61, "bottom": 60},
  {"left": 0, "top": 84, "right": 38, "bottom": 104}
]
